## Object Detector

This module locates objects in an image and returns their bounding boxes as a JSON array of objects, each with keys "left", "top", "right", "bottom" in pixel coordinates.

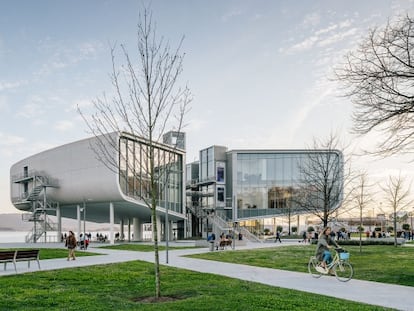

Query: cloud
[
  {"left": 0, "top": 96, "right": 9, "bottom": 114},
  {"left": 317, "top": 27, "right": 358, "bottom": 47},
  {"left": 281, "top": 19, "right": 358, "bottom": 54},
  {"left": 0, "top": 80, "right": 25, "bottom": 91},
  {"left": 303, "top": 12, "right": 321, "bottom": 27},
  {"left": 54, "top": 120, "right": 75, "bottom": 131},
  {"left": 15, "top": 96, "right": 47, "bottom": 119},
  {"left": 0, "top": 132, "right": 25, "bottom": 147},
  {"left": 221, "top": 9, "right": 243, "bottom": 22},
  {"left": 71, "top": 98, "right": 93, "bottom": 111},
  {"left": 287, "top": 78, "right": 336, "bottom": 141},
  {"left": 285, "top": 36, "right": 319, "bottom": 53},
  {"left": 0, "top": 132, "right": 25, "bottom": 158},
  {"left": 187, "top": 118, "right": 207, "bottom": 132},
  {"left": 315, "top": 24, "right": 338, "bottom": 36},
  {"left": 35, "top": 40, "right": 103, "bottom": 77}
]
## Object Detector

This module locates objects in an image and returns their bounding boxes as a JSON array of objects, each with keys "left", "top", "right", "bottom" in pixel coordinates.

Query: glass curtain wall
[
  {"left": 119, "top": 136, "right": 183, "bottom": 213},
  {"left": 236, "top": 153, "right": 299, "bottom": 219},
  {"left": 236, "top": 151, "right": 341, "bottom": 220}
]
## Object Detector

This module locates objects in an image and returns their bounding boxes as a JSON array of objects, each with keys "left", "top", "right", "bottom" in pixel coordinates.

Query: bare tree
[
  {"left": 294, "top": 133, "right": 344, "bottom": 228},
  {"left": 79, "top": 8, "right": 191, "bottom": 299},
  {"left": 352, "top": 172, "right": 374, "bottom": 252},
  {"left": 335, "top": 15, "right": 414, "bottom": 156},
  {"left": 381, "top": 173, "right": 413, "bottom": 246}
]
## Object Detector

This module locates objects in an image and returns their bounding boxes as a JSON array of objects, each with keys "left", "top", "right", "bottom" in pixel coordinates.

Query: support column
[
  {"left": 77, "top": 205, "right": 81, "bottom": 240},
  {"left": 168, "top": 220, "right": 174, "bottom": 241},
  {"left": 128, "top": 218, "right": 131, "bottom": 242},
  {"left": 156, "top": 216, "right": 162, "bottom": 242},
  {"left": 133, "top": 217, "right": 141, "bottom": 241},
  {"left": 109, "top": 202, "right": 114, "bottom": 245},
  {"left": 120, "top": 219, "right": 124, "bottom": 241},
  {"left": 56, "top": 203, "right": 62, "bottom": 242}
]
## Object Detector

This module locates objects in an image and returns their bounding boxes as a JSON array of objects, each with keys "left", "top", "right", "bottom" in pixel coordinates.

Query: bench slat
[{"left": 0, "top": 250, "right": 40, "bottom": 273}]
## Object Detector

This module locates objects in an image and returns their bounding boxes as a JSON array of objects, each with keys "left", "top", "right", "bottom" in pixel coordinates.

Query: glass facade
[
  {"left": 118, "top": 135, "right": 184, "bottom": 214},
  {"left": 234, "top": 151, "right": 342, "bottom": 219},
  {"left": 185, "top": 147, "right": 343, "bottom": 238}
]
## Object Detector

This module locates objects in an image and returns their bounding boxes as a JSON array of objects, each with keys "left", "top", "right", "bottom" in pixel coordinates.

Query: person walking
[
  {"left": 301, "top": 231, "right": 307, "bottom": 243},
  {"left": 66, "top": 230, "right": 77, "bottom": 261},
  {"left": 275, "top": 231, "right": 282, "bottom": 243}
]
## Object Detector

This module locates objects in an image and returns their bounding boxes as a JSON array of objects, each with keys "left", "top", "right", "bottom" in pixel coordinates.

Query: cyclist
[{"left": 315, "top": 226, "right": 340, "bottom": 274}]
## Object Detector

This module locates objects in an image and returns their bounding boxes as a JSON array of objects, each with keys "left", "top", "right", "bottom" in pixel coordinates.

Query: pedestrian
[
  {"left": 275, "top": 231, "right": 282, "bottom": 243},
  {"left": 301, "top": 231, "right": 307, "bottom": 243},
  {"left": 66, "top": 230, "right": 77, "bottom": 261}
]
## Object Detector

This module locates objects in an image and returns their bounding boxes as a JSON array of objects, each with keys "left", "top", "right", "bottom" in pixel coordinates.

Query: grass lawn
[
  {"left": 188, "top": 244, "right": 414, "bottom": 286},
  {"left": 0, "top": 259, "right": 395, "bottom": 311}
]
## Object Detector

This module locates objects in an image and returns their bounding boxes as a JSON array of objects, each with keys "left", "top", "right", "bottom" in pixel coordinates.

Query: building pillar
[
  {"left": 109, "top": 202, "right": 114, "bottom": 244},
  {"left": 133, "top": 217, "right": 141, "bottom": 241},
  {"left": 56, "top": 203, "right": 62, "bottom": 242},
  {"left": 156, "top": 216, "right": 162, "bottom": 242},
  {"left": 169, "top": 220, "right": 174, "bottom": 241},
  {"left": 77, "top": 205, "right": 81, "bottom": 240},
  {"left": 127, "top": 218, "right": 131, "bottom": 242},
  {"left": 120, "top": 219, "right": 124, "bottom": 241}
]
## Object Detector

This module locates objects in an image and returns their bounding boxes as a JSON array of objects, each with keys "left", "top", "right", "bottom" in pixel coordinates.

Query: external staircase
[
  {"left": 11, "top": 171, "right": 59, "bottom": 243},
  {"left": 208, "top": 213, "right": 262, "bottom": 243}
]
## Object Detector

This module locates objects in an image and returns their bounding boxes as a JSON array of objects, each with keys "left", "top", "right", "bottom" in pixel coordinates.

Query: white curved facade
[{"left": 10, "top": 132, "right": 186, "bottom": 241}]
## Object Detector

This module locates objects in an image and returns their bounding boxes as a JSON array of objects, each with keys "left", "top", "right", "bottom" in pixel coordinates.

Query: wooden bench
[
  {"left": 0, "top": 249, "right": 41, "bottom": 273},
  {"left": 0, "top": 250, "right": 17, "bottom": 272}
]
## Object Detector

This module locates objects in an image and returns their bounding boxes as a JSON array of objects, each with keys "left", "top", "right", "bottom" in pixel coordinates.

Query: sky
[{"left": 1, "top": 0, "right": 414, "bottom": 215}]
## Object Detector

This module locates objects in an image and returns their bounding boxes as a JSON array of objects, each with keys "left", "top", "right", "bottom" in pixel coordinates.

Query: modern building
[
  {"left": 10, "top": 131, "right": 343, "bottom": 243},
  {"left": 186, "top": 146, "right": 343, "bottom": 239},
  {"left": 10, "top": 131, "right": 186, "bottom": 243}
]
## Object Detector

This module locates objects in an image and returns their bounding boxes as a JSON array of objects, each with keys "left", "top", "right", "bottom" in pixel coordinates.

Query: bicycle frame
[{"left": 308, "top": 248, "right": 353, "bottom": 282}]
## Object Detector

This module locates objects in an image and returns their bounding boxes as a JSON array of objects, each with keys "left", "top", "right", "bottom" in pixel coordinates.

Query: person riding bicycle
[{"left": 315, "top": 226, "right": 340, "bottom": 274}]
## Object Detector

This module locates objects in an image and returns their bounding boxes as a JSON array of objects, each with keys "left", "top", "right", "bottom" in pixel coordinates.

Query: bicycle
[{"left": 308, "top": 248, "right": 353, "bottom": 282}]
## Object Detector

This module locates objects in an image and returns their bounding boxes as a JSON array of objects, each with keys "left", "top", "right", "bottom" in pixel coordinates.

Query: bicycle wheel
[
  {"left": 333, "top": 261, "right": 353, "bottom": 282},
  {"left": 308, "top": 256, "right": 322, "bottom": 278}
]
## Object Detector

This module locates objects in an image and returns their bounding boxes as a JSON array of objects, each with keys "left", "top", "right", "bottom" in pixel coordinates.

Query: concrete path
[{"left": 0, "top": 241, "right": 412, "bottom": 311}]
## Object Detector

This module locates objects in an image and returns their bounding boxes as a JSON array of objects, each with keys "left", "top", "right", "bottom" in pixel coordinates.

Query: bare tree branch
[
  {"left": 335, "top": 14, "right": 414, "bottom": 157},
  {"left": 381, "top": 173, "right": 413, "bottom": 246},
  {"left": 77, "top": 6, "right": 191, "bottom": 299},
  {"left": 293, "top": 133, "right": 346, "bottom": 227}
]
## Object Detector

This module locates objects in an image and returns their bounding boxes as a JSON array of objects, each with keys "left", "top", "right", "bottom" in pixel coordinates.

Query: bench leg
[
  {"left": 13, "top": 262, "right": 17, "bottom": 273},
  {"left": 36, "top": 259, "right": 41, "bottom": 270},
  {"left": 4, "top": 262, "right": 6, "bottom": 270}
]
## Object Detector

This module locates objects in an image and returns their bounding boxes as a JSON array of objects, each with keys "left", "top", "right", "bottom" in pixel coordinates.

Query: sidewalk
[{"left": 1, "top": 241, "right": 412, "bottom": 311}]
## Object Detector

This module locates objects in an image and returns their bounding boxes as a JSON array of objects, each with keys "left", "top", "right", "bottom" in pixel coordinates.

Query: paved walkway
[{"left": 1, "top": 241, "right": 412, "bottom": 311}]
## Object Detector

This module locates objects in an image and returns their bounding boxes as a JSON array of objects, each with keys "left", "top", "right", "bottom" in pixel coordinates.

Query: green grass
[
  {"left": 0, "top": 260, "right": 395, "bottom": 310},
  {"left": 188, "top": 244, "right": 414, "bottom": 286}
]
